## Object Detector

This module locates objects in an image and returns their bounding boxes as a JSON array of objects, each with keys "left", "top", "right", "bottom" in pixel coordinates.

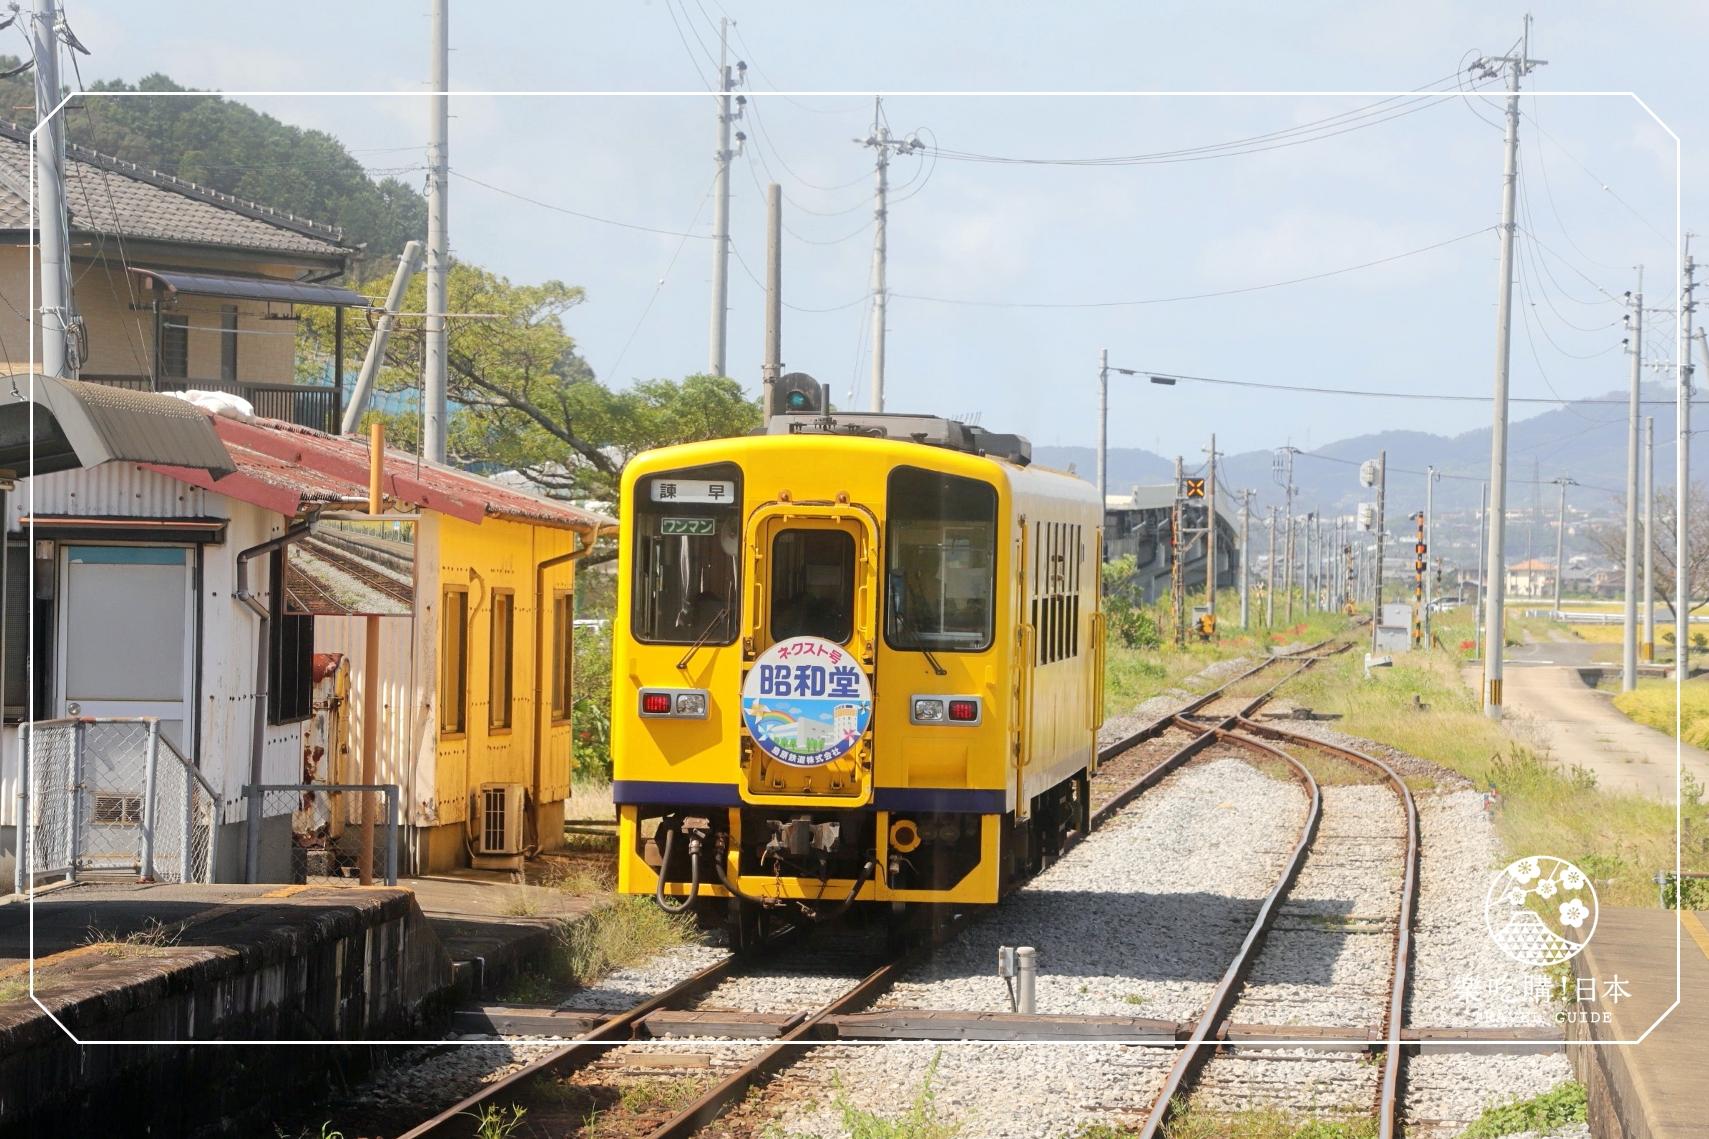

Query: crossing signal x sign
[{"left": 1183, "top": 478, "right": 1206, "bottom": 499}]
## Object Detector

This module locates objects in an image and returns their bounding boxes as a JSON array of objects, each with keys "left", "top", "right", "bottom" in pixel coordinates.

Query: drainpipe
[
  {"left": 532, "top": 531, "right": 595, "bottom": 841},
  {"left": 233, "top": 522, "right": 311, "bottom": 880}
]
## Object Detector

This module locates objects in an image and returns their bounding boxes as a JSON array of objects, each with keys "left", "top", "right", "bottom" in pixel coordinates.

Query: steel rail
[
  {"left": 1231, "top": 717, "right": 1421, "bottom": 1139},
  {"left": 395, "top": 945, "right": 763, "bottom": 1139},
  {"left": 1133, "top": 726, "right": 1324, "bottom": 1139}
]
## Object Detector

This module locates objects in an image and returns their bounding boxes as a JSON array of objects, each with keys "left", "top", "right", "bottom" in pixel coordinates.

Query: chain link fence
[
  {"left": 14, "top": 717, "right": 221, "bottom": 892},
  {"left": 243, "top": 784, "right": 398, "bottom": 886}
]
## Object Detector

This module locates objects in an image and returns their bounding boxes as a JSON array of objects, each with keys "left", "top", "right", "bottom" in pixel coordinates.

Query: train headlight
[
  {"left": 911, "top": 697, "right": 946, "bottom": 722},
  {"left": 675, "top": 691, "right": 708, "bottom": 718}
]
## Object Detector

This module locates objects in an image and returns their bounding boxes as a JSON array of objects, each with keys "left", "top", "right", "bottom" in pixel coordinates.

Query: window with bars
[
  {"left": 551, "top": 590, "right": 574, "bottom": 722},
  {"left": 267, "top": 548, "right": 313, "bottom": 724},
  {"left": 490, "top": 589, "right": 515, "bottom": 730},
  {"left": 160, "top": 315, "right": 189, "bottom": 379},
  {"left": 220, "top": 305, "right": 239, "bottom": 381},
  {"left": 441, "top": 587, "right": 469, "bottom": 734},
  {"left": 1032, "top": 520, "right": 1083, "bottom": 666}
]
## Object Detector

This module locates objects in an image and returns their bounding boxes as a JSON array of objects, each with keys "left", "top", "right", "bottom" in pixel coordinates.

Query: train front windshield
[
  {"left": 631, "top": 464, "right": 741, "bottom": 645},
  {"left": 886, "top": 467, "right": 998, "bottom": 652}
]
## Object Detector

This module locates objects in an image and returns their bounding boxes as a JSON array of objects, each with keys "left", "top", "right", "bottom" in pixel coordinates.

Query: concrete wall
[{"left": 0, "top": 888, "right": 454, "bottom": 1138}]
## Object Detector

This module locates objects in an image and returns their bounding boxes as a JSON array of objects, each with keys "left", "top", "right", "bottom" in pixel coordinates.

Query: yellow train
[{"left": 612, "top": 377, "right": 1104, "bottom": 941}]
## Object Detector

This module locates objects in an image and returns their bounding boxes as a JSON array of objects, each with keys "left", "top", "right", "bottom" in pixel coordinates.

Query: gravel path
[
  {"left": 878, "top": 757, "right": 1307, "bottom": 1019},
  {"left": 558, "top": 944, "right": 731, "bottom": 1012},
  {"left": 743, "top": 1042, "right": 1172, "bottom": 1139}
]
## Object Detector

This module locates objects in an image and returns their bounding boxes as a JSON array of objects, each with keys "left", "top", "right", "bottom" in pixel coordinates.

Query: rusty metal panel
[{"left": 12, "top": 462, "right": 222, "bottom": 522}]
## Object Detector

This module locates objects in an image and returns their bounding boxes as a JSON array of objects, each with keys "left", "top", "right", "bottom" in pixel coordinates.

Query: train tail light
[
  {"left": 947, "top": 699, "right": 979, "bottom": 722},
  {"left": 639, "top": 688, "right": 709, "bottom": 718}
]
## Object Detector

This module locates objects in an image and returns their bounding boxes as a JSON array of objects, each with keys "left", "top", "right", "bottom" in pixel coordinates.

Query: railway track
[{"left": 397, "top": 635, "right": 1377, "bottom": 1139}]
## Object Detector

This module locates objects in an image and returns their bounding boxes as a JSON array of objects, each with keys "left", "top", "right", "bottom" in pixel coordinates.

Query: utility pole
[
  {"left": 1475, "top": 480, "right": 1488, "bottom": 657},
  {"left": 707, "top": 17, "right": 743, "bottom": 378},
  {"left": 1238, "top": 489, "right": 1255, "bottom": 628},
  {"left": 343, "top": 241, "right": 423, "bottom": 434},
  {"left": 1275, "top": 447, "right": 1297, "bottom": 623},
  {"left": 1265, "top": 506, "right": 1277, "bottom": 627},
  {"left": 1678, "top": 240, "right": 1696, "bottom": 678},
  {"left": 761, "top": 183, "right": 782, "bottom": 413},
  {"left": 1474, "top": 17, "right": 1543, "bottom": 717},
  {"left": 1205, "top": 434, "right": 1218, "bottom": 633},
  {"left": 1643, "top": 416, "right": 1656, "bottom": 661},
  {"left": 1372, "top": 450, "right": 1388, "bottom": 655},
  {"left": 423, "top": 0, "right": 449, "bottom": 463},
  {"left": 32, "top": 0, "right": 73, "bottom": 378},
  {"left": 1621, "top": 276, "right": 1644, "bottom": 690},
  {"left": 861, "top": 98, "right": 920, "bottom": 412},
  {"left": 1302, "top": 513, "right": 1314, "bottom": 614},
  {"left": 1171, "top": 455, "right": 1186, "bottom": 647},
  {"left": 1100, "top": 345, "right": 1114, "bottom": 506},
  {"left": 1551, "top": 478, "right": 1575, "bottom": 617}
]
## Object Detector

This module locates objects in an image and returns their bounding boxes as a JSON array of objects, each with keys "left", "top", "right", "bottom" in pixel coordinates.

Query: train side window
[
  {"left": 886, "top": 467, "right": 998, "bottom": 653},
  {"left": 770, "top": 529, "right": 855, "bottom": 643},
  {"left": 631, "top": 463, "right": 742, "bottom": 645}
]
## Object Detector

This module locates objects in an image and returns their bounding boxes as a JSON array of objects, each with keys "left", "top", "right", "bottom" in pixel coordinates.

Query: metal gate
[{"left": 14, "top": 717, "right": 221, "bottom": 891}]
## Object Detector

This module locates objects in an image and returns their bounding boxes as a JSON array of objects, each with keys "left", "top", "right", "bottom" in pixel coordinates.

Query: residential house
[
  {"left": 1505, "top": 558, "right": 1555, "bottom": 598},
  {"left": 0, "top": 127, "right": 617, "bottom": 885}
]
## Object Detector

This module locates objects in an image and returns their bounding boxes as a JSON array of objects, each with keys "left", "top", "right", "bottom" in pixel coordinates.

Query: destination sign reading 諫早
[
  {"left": 660, "top": 517, "right": 717, "bottom": 536},
  {"left": 650, "top": 478, "right": 734, "bottom": 504}
]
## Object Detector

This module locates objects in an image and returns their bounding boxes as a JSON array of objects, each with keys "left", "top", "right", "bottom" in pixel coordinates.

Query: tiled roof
[
  {"left": 0, "top": 120, "right": 350, "bottom": 261},
  {"left": 143, "top": 413, "right": 617, "bottom": 534}
]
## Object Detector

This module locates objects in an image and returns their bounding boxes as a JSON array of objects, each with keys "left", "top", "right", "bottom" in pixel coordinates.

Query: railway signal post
[{"left": 1411, "top": 512, "right": 1426, "bottom": 649}]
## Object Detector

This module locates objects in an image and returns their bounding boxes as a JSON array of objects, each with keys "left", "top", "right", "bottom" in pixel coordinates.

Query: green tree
[
  {"left": 1, "top": 62, "right": 426, "bottom": 258},
  {"left": 300, "top": 261, "right": 760, "bottom": 503}
]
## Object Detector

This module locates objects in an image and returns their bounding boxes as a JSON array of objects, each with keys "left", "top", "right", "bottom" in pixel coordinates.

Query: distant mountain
[{"left": 1034, "top": 383, "right": 1704, "bottom": 569}]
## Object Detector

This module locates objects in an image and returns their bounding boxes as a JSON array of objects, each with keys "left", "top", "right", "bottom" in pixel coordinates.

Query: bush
[
  {"left": 1459, "top": 1082, "right": 1586, "bottom": 1138},
  {"left": 572, "top": 625, "right": 613, "bottom": 781}
]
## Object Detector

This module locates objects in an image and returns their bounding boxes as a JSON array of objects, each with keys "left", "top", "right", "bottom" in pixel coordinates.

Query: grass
[
  {"left": 1161, "top": 1103, "right": 1378, "bottom": 1139},
  {"left": 554, "top": 895, "right": 695, "bottom": 988},
  {"left": 459, "top": 1104, "right": 528, "bottom": 1139},
  {"left": 82, "top": 917, "right": 183, "bottom": 959},
  {"left": 1102, "top": 588, "right": 1350, "bottom": 718},
  {"left": 0, "top": 975, "right": 27, "bottom": 1003},
  {"left": 617, "top": 1078, "right": 702, "bottom": 1115},
  {"left": 767, "top": 1053, "right": 960, "bottom": 1139},
  {"left": 1457, "top": 1082, "right": 1587, "bottom": 1138},
  {"left": 1613, "top": 675, "right": 1709, "bottom": 747},
  {"left": 1277, "top": 611, "right": 1708, "bottom": 906}
]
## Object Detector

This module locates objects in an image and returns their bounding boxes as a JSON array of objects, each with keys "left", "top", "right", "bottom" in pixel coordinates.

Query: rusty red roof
[{"left": 144, "top": 413, "right": 616, "bottom": 534}]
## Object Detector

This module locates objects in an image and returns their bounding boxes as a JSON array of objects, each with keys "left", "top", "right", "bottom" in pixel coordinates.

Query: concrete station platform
[
  {"left": 1568, "top": 906, "right": 1709, "bottom": 1139},
  {"left": 0, "top": 873, "right": 595, "bottom": 1137}
]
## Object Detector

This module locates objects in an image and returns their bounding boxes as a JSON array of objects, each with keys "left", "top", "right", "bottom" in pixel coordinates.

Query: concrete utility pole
[
  {"left": 1275, "top": 447, "right": 1297, "bottom": 623},
  {"left": 1265, "top": 507, "right": 1277, "bottom": 626},
  {"left": 1475, "top": 17, "right": 1544, "bottom": 717},
  {"left": 707, "top": 17, "right": 742, "bottom": 378},
  {"left": 1551, "top": 477, "right": 1575, "bottom": 617},
  {"left": 1372, "top": 450, "right": 1388, "bottom": 655},
  {"left": 32, "top": 0, "right": 73, "bottom": 378},
  {"left": 1475, "top": 480, "right": 1488, "bottom": 656},
  {"left": 343, "top": 240, "right": 423, "bottom": 434},
  {"left": 1678, "top": 241, "right": 1696, "bottom": 678},
  {"left": 1423, "top": 467, "right": 1438, "bottom": 643},
  {"left": 1238, "top": 489, "right": 1255, "bottom": 628},
  {"left": 761, "top": 183, "right": 782, "bottom": 413},
  {"left": 1644, "top": 416, "right": 1656, "bottom": 661},
  {"left": 861, "top": 98, "right": 920, "bottom": 412},
  {"left": 1205, "top": 434, "right": 1218, "bottom": 630},
  {"left": 1622, "top": 277, "right": 1644, "bottom": 690},
  {"left": 423, "top": 0, "right": 450, "bottom": 463},
  {"left": 1097, "top": 349, "right": 1109, "bottom": 508}
]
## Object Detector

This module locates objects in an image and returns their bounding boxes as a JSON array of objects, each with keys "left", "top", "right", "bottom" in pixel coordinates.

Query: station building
[
  {"left": 1103, "top": 484, "right": 1240, "bottom": 601},
  {"left": 0, "top": 122, "right": 615, "bottom": 884}
]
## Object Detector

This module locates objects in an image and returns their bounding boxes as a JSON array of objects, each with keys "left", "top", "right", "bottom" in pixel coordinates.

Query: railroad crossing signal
[{"left": 1183, "top": 477, "right": 1206, "bottom": 499}]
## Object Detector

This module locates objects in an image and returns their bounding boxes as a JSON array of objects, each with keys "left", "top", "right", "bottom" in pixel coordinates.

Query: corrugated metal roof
[
  {"left": 142, "top": 413, "right": 617, "bottom": 534},
  {"left": 0, "top": 122, "right": 349, "bottom": 260},
  {"left": 0, "top": 375, "right": 235, "bottom": 477},
  {"left": 128, "top": 267, "right": 370, "bottom": 307}
]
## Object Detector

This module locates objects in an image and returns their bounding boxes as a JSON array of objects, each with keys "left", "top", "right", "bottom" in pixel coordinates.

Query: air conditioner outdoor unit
[{"left": 472, "top": 782, "right": 528, "bottom": 872}]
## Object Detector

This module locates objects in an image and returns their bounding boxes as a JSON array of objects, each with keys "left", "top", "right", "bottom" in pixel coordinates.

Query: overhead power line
[
  {"left": 893, "top": 226, "right": 1495, "bottom": 309},
  {"left": 450, "top": 169, "right": 715, "bottom": 239},
  {"left": 924, "top": 68, "right": 1502, "bottom": 168},
  {"left": 1121, "top": 364, "right": 1707, "bottom": 408}
]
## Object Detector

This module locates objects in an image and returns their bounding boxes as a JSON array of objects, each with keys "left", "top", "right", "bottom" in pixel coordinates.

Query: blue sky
[{"left": 66, "top": 1, "right": 1704, "bottom": 454}]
